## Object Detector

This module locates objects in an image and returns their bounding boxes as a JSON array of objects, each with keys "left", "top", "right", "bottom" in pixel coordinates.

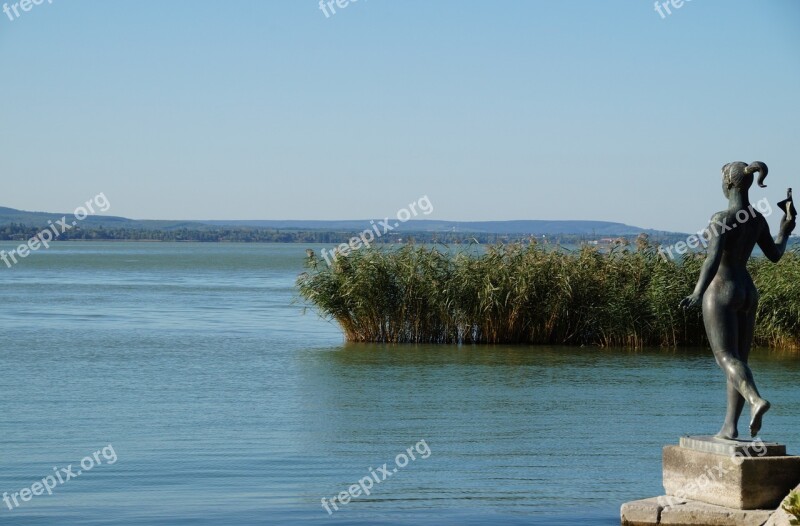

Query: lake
[{"left": 1, "top": 242, "right": 799, "bottom": 525}]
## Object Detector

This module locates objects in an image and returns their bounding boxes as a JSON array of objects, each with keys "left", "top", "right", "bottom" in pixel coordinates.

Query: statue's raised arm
[{"left": 758, "top": 197, "right": 794, "bottom": 262}]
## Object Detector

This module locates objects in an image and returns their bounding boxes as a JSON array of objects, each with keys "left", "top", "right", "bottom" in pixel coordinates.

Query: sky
[{"left": 1, "top": 0, "right": 798, "bottom": 233}]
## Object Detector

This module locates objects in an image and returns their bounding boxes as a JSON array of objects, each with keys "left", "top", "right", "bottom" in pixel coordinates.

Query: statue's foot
[
  {"left": 715, "top": 425, "right": 738, "bottom": 440},
  {"left": 749, "top": 399, "right": 771, "bottom": 437}
]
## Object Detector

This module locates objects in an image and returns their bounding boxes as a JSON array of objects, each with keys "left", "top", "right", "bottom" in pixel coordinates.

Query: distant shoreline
[{"left": 0, "top": 224, "right": 690, "bottom": 246}]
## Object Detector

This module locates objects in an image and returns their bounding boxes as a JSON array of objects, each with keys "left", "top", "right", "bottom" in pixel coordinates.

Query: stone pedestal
[
  {"left": 663, "top": 436, "right": 800, "bottom": 510},
  {"left": 621, "top": 436, "right": 800, "bottom": 525}
]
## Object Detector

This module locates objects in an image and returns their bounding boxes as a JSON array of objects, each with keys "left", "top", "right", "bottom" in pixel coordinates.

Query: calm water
[{"left": 2, "top": 242, "right": 800, "bottom": 526}]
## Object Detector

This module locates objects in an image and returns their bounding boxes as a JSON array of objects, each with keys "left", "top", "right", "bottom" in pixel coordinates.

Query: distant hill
[
  {"left": 0, "top": 206, "right": 681, "bottom": 236},
  {"left": 0, "top": 206, "right": 205, "bottom": 231}
]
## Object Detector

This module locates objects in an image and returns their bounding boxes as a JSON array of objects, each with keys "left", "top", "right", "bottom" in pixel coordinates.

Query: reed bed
[{"left": 296, "top": 240, "right": 800, "bottom": 349}]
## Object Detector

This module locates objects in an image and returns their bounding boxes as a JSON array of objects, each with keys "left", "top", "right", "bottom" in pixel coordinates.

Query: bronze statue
[{"left": 680, "top": 162, "right": 795, "bottom": 439}]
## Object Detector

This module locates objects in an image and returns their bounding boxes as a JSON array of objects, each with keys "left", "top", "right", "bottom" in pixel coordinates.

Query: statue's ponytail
[{"left": 745, "top": 161, "right": 768, "bottom": 188}]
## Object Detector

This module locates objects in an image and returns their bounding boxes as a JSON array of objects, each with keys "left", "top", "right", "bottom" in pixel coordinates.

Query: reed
[{"left": 297, "top": 240, "right": 800, "bottom": 349}]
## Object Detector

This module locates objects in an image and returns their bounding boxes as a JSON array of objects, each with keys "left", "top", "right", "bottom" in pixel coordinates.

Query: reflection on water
[{"left": 0, "top": 242, "right": 798, "bottom": 525}]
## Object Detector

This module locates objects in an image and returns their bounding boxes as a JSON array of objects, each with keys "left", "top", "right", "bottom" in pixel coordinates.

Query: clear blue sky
[{"left": 1, "top": 0, "right": 798, "bottom": 233}]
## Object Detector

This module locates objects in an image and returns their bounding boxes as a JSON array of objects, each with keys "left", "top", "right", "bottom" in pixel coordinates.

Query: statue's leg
[
  {"left": 738, "top": 304, "right": 768, "bottom": 436},
  {"left": 703, "top": 301, "right": 767, "bottom": 438},
  {"left": 726, "top": 308, "right": 757, "bottom": 432},
  {"left": 721, "top": 380, "right": 744, "bottom": 439}
]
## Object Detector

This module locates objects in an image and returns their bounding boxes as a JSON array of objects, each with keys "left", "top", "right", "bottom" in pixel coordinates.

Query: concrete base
[
  {"left": 663, "top": 440, "right": 800, "bottom": 509},
  {"left": 621, "top": 497, "right": 773, "bottom": 526},
  {"left": 621, "top": 438, "right": 800, "bottom": 524}
]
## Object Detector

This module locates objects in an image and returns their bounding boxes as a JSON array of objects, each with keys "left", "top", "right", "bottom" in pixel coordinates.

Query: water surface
[{"left": 2, "top": 242, "right": 799, "bottom": 525}]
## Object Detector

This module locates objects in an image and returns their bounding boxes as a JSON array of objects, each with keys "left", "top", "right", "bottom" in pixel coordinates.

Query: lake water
[{"left": 1, "top": 242, "right": 799, "bottom": 526}]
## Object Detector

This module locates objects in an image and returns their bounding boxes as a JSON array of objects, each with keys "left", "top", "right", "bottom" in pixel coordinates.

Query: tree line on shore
[{"left": 0, "top": 223, "right": 686, "bottom": 246}]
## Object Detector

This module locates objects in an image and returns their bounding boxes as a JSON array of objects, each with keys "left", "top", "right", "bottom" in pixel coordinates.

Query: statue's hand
[{"left": 679, "top": 294, "right": 701, "bottom": 310}]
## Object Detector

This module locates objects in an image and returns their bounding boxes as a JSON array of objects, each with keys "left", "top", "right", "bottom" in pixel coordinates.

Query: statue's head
[{"left": 721, "top": 161, "right": 768, "bottom": 198}]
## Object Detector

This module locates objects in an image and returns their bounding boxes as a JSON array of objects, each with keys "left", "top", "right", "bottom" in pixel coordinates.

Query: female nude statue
[{"left": 680, "top": 161, "right": 795, "bottom": 439}]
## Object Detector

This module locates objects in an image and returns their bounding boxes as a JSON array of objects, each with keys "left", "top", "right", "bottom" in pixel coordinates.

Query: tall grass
[{"left": 297, "top": 240, "right": 800, "bottom": 349}]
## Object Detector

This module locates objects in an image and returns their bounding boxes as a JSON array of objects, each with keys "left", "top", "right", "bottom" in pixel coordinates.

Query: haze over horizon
[{"left": 2, "top": 1, "right": 798, "bottom": 234}]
